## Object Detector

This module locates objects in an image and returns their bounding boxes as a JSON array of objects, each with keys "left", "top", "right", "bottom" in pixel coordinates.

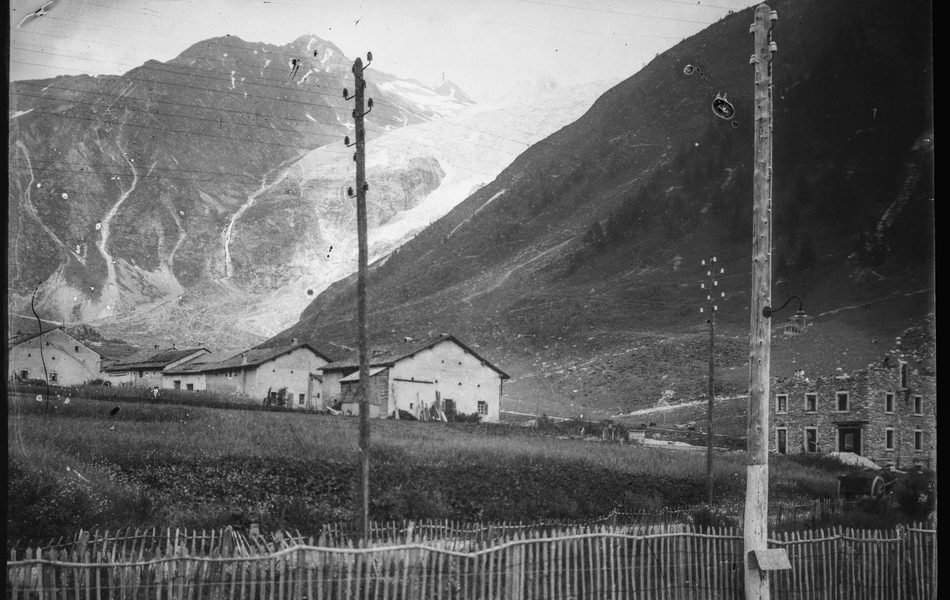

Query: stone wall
[{"left": 770, "top": 360, "right": 935, "bottom": 468}]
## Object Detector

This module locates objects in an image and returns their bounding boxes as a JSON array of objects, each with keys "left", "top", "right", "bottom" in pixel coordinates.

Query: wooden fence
[
  {"left": 7, "top": 523, "right": 936, "bottom": 599},
  {"left": 6, "top": 498, "right": 867, "bottom": 560}
]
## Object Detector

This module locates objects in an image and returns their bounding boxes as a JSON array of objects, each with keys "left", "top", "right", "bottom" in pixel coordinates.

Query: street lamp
[{"left": 762, "top": 295, "right": 810, "bottom": 337}]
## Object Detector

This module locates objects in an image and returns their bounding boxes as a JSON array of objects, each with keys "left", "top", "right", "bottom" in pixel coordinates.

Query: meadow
[{"left": 7, "top": 392, "right": 927, "bottom": 544}]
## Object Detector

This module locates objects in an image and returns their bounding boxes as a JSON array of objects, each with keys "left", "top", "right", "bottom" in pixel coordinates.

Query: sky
[{"left": 9, "top": 0, "right": 759, "bottom": 102}]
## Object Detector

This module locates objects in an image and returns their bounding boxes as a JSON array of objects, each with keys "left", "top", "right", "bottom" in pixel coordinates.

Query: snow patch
[
  {"left": 9, "top": 109, "right": 34, "bottom": 119},
  {"left": 230, "top": 71, "right": 236, "bottom": 89},
  {"left": 306, "top": 114, "right": 317, "bottom": 123},
  {"left": 378, "top": 80, "right": 470, "bottom": 119}
]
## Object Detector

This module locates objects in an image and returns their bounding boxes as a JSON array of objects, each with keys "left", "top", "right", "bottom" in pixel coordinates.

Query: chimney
[
  {"left": 241, "top": 353, "right": 247, "bottom": 365},
  {"left": 154, "top": 344, "right": 160, "bottom": 349},
  {"left": 291, "top": 338, "right": 298, "bottom": 346}
]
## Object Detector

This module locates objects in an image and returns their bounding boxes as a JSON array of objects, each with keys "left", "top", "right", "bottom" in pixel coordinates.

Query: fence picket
[{"left": 4, "top": 522, "right": 938, "bottom": 600}]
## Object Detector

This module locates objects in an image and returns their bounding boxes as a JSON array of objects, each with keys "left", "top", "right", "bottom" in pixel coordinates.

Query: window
[
  {"left": 776, "top": 394, "right": 788, "bottom": 414},
  {"left": 836, "top": 392, "right": 849, "bottom": 412},
  {"left": 914, "top": 395, "right": 923, "bottom": 415},
  {"left": 885, "top": 428, "right": 895, "bottom": 451},
  {"left": 776, "top": 428, "right": 787, "bottom": 454},
  {"left": 19, "top": 370, "right": 29, "bottom": 380},
  {"left": 900, "top": 363, "right": 909, "bottom": 388},
  {"left": 805, "top": 428, "right": 818, "bottom": 453},
  {"left": 186, "top": 383, "right": 194, "bottom": 391},
  {"left": 74, "top": 346, "right": 79, "bottom": 352},
  {"left": 477, "top": 401, "right": 488, "bottom": 416},
  {"left": 299, "top": 393, "right": 306, "bottom": 405},
  {"left": 885, "top": 392, "right": 894, "bottom": 413},
  {"left": 174, "top": 380, "right": 181, "bottom": 390},
  {"left": 49, "top": 372, "right": 58, "bottom": 383},
  {"left": 138, "top": 370, "right": 144, "bottom": 378},
  {"left": 805, "top": 393, "right": 817, "bottom": 412},
  {"left": 444, "top": 398, "right": 456, "bottom": 415},
  {"left": 914, "top": 430, "right": 923, "bottom": 452}
]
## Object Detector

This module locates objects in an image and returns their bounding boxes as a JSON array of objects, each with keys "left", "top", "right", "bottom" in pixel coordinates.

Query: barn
[
  {"left": 163, "top": 338, "right": 332, "bottom": 408},
  {"left": 103, "top": 346, "right": 209, "bottom": 388},
  {"left": 320, "top": 335, "right": 509, "bottom": 423},
  {"left": 7, "top": 327, "right": 103, "bottom": 386}
]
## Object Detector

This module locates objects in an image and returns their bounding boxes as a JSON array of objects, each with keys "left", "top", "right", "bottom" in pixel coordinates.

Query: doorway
[{"left": 838, "top": 427, "right": 862, "bottom": 454}]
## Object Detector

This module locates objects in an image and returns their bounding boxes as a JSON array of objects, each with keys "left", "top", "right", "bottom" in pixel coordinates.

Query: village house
[
  {"left": 7, "top": 327, "right": 103, "bottom": 386},
  {"left": 162, "top": 339, "right": 332, "bottom": 408},
  {"left": 769, "top": 357, "right": 935, "bottom": 469},
  {"left": 103, "top": 346, "right": 209, "bottom": 387},
  {"left": 320, "top": 335, "right": 509, "bottom": 423}
]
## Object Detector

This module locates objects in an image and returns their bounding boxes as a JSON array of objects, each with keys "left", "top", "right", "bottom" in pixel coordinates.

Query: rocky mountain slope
[
  {"left": 9, "top": 34, "right": 610, "bottom": 350},
  {"left": 8, "top": 34, "right": 472, "bottom": 339},
  {"left": 270, "top": 0, "right": 933, "bottom": 418}
]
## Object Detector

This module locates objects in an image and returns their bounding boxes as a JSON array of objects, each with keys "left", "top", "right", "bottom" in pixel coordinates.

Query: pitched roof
[
  {"left": 104, "top": 347, "right": 208, "bottom": 371},
  {"left": 163, "top": 351, "right": 241, "bottom": 374},
  {"left": 8, "top": 326, "right": 63, "bottom": 347},
  {"left": 322, "top": 335, "right": 509, "bottom": 379},
  {"left": 7, "top": 327, "right": 104, "bottom": 358},
  {"left": 164, "top": 342, "right": 330, "bottom": 374}
]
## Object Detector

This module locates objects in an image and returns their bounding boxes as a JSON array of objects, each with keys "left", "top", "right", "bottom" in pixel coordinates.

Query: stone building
[
  {"left": 162, "top": 339, "right": 332, "bottom": 408},
  {"left": 770, "top": 357, "right": 935, "bottom": 469},
  {"left": 103, "top": 346, "right": 209, "bottom": 387},
  {"left": 320, "top": 335, "right": 509, "bottom": 423},
  {"left": 7, "top": 328, "right": 103, "bottom": 386}
]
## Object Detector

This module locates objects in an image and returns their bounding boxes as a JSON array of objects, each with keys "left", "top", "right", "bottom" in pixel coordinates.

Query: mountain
[
  {"left": 433, "top": 80, "right": 475, "bottom": 104},
  {"left": 268, "top": 0, "right": 934, "bottom": 418},
  {"left": 7, "top": 34, "right": 472, "bottom": 345}
]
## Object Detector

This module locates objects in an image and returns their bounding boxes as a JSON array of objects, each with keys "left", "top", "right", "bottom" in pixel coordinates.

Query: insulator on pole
[
  {"left": 702, "top": 260, "right": 706, "bottom": 266},
  {"left": 701, "top": 283, "right": 705, "bottom": 289},
  {"left": 347, "top": 187, "right": 354, "bottom": 197},
  {"left": 343, "top": 88, "right": 349, "bottom": 98},
  {"left": 720, "top": 268, "right": 724, "bottom": 274},
  {"left": 368, "top": 98, "right": 374, "bottom": 108},
  {"left": 700, "top": 307, "right": 704, "bottom": 313},
  {"left": 712, "top": 257, "right": 717, "bottom": 262},
  {"left": 721, "top": 292, "right": 725, "bottom": 298},
  {"left": 362, "top": 182, "right": 369, "bottom": 191}
]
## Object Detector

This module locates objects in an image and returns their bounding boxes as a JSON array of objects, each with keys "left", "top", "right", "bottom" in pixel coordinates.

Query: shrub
[
  {"left": 449, "top": 411, "right": 481, "bottom": 423},
  {"left": 690, "top": 506, "right": 740, "bottom": 532},
  {"left": 894, "top": 470, "right": 935, "bottom": 521}
]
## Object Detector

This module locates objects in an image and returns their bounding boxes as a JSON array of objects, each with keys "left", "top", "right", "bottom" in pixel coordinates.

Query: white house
[
  {"left": 7, "top": 328, "right": 102, "bottom": 386},
  {"left": 163, "top": 339, "right": 332, "bottom": 408},
  {"left": 321, "top": 335, "right": 509, "bottom": 423},
  {"left": 102, "top": 346, "right": 209, "bottom": 387}
]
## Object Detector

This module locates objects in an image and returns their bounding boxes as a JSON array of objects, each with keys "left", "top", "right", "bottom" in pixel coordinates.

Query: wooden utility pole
[
  {"left": 745, "top": 5, "right": 777, "bottom": 600},
  {"left": 701, "top": 257, "right": 724, "bottom": 505},
  {"left": 347, "top": 53, "right": 374, "bottom": 542}
]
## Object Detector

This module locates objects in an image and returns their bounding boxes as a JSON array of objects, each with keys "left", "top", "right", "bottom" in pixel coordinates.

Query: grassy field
[{"left": 7, "top": 392, "right": 931, "bottom": 543}]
